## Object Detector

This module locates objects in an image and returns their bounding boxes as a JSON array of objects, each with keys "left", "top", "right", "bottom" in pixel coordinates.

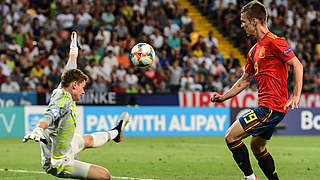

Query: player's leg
[
  {"left": 251, "top": 136, "right": 279, "bottom": 180},
  {"left": 86, "top": 164, "right": 111, "bottom": 180},
  {"left": 225, "top": 120, "right": 256, "bottom": 179},
  {"left": 84, "top": 112, "right": 130, "bottom": 149},
  {"left": 249, "top": 107, "right": 285, "bottom": 180},
  {"left": 70, "top": 160, "right": 111, "bottom": 180}
]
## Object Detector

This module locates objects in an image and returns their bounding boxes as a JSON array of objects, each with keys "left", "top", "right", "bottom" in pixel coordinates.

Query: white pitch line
[{"left": 0, "top": 169, "right": 157, "bottom": 180}]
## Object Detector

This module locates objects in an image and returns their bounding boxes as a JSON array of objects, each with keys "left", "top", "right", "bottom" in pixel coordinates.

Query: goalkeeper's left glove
[
  {"left": 23, "top": 127, "right": 46, "bottom": 143},
  {"left": 69, "top": 31, "right": 81, "bottom": 56}
]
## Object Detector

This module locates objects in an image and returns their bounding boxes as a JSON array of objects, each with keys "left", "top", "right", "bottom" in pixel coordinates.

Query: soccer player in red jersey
[{"left": 211, "top": 1, "right": 303, "bottom": 180}]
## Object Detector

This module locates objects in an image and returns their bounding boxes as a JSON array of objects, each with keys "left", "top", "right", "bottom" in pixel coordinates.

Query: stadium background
[{"left": 0, "top": 0, "right": 319, "bottom": 179}]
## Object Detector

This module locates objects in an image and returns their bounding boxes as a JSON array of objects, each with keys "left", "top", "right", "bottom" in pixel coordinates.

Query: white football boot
[{"left": 112, "top": 112, "right": 130, "bottom": 143}]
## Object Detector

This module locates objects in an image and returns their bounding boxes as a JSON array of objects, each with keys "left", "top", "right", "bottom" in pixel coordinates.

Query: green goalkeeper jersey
[{"left": 39, "top": 60, "right": 77, "bottom": 169}]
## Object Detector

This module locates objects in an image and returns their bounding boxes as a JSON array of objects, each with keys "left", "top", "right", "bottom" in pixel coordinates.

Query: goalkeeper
[{"left": 23, "top": 32, "right": 130, "bottom": 180}]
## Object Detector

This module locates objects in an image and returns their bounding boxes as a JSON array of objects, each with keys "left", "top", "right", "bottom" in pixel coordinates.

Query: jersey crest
[{"left": 259, "top": 46, "right": 265, "bottom": 59}]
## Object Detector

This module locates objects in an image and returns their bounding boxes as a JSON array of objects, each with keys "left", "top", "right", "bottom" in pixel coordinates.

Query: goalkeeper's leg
[
  {"left": 73, "top": 112, "right": 130, "bottom": 151},
  {"left": 71, "top": 160, "right": 111, "bottom": 180}
]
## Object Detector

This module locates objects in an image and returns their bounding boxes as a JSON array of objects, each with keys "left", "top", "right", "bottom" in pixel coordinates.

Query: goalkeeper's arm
[{"left": 57, "top": 31, "right": 80, "bottom": 88}]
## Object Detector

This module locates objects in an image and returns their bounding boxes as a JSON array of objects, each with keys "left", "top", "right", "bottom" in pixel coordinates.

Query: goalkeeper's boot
[{"left": 112, "top": 112, "right": 130, "bottom": 143}]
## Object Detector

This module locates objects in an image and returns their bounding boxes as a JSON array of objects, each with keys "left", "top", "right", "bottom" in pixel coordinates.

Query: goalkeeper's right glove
[
  {"left": 69, "top": 31, "right": 80, "bottom": 55},
  {"left": 23, "top": 127, "right": 47, "bottom": 144}
]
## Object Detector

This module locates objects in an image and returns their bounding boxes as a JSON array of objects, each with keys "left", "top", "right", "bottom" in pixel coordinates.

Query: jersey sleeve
[
  {"left": 244, "top": 48, "right": 254, "bottom": 74},
  {"left": 40, "top": 89, "right": 72, "bottom": 126},
  {"left": 272, "top": 38, "right": 295, "bottom": 63}
]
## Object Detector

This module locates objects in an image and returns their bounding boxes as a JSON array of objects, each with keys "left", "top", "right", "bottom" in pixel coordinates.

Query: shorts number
[{"left": 243, "top": 110, "right": 258, "bottom": 124}]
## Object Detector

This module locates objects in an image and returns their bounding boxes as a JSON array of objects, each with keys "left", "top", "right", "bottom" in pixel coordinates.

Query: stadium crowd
[{"left": 0, "top": 0, "right": 319, "bottom": 94}]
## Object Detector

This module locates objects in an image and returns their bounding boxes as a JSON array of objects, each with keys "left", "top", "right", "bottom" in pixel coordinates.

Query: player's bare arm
[
  {"left": 284, "top": 57, "right": 303, "bottom": 110},
  {"left": 211, "top": 72, "right": 254, "bottom": 102}
]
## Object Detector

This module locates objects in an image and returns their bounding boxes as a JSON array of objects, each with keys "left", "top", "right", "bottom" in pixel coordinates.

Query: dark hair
[
  {"left": 61, "top": 68, "right": 88, "bottom": 88},
  {"left": 241, "top": 0, "right": 268, "bottom": 25}
]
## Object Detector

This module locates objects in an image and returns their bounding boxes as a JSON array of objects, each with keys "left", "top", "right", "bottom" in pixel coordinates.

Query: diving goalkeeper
[{"left": 23, "top": 32, "right": 130, "bottom": 180}]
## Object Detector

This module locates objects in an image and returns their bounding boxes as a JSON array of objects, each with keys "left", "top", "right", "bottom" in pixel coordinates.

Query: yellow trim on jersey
[{"left": 266, "top": 32, "right": 278, "bottom": 39}]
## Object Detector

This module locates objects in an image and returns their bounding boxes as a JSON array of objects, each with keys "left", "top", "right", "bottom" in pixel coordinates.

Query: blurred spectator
[
  {"left": 126, "top": 84, "right": 138, "bottom": 94},
  {"left": 168, "top": 32, "right": 181, "bottom": 50},
  {"left": 112, "top": 81, "right": 126, "bottom": 93},
  {"left": 56, "top": 7, "right": 74, "bottom": 30},
  {"left": 210, "top": 59, "right": 227, "bottom": 77},
  {"left": 85, "top": 60, "right": 99, "bottom": 80},
  {"left": 181, "top": 9, "right": 192, "bottom": 26},
  {"left": 225, "top": 52, "right": 240, "bottom": 72},
  {"left": 95, "top": 26, "right": 111, "bottom": 48},
  {"left": 116, "top": 64, "right": 127, "bottom": 82},
  {"left": 211, "top": 75, "right": 223, "bottom": 92},
  {"left": 92, "top": 75, "right": 108, "bottom": 93},
  {"left": 143, "top": 19, "right": 155, "bottom": 35},
  {"left": 156, "top": 81, "right": 170, "bottom": 93},
  {"left": 164, "top": 19, "right": 180, "bottom": 37},
  {"left": 0, "top": 54, "right": 12, "bottom": 77},
  {"left": 314, "top": 71, "right": 320, "bottom": 92},
  {"left": 103, "top": 50, "right": 118, "bottom": 68},
  {"left": 126, "top": 67, "right": 138, "bottom": 86},
  {"left": 31, "top": 62, "right": 44, "bottom": 78},
  {"left": 101, "top": 6, "right": 115, "bottom": 31},
  {"left": 117, "top": 48, "right": 130, "bottom": 68},
  {"left": 121, "top": 0, "right": 133, "bottom": 21},
  {"left": 303, "top": 72, "right": 315, "bottom": 93},
  {"left": 8, "top": 39, "right": 22, "bottom": 55},
  {"left": 180, "top": 70, "right": 194, "bottom": 90},
  {"left": 204, "top": 30, "right": 218, "bottom": 49},
  {"left": 167, "top": 60, "right": 182, "bottom": 93},
  {"left": 190, "top": 73, "right": 203, "bottom": 92},
  {"left": 0, "top": 67, "right": 6, "bottom": 87},
  {"left": 114, "top": 18, "right": 129, "bottom": 39},
  {"left": 158, "top": 49, "right": 171, "bottom": 67},
  {"left": 150, "top": 28, "right": 164, "bottom": 50},
  {"left": 77, "top": 8, "right": 92, "bottom": 28},
  {"left": 1, "top": 77, "right": 20, "bottom": 93}
]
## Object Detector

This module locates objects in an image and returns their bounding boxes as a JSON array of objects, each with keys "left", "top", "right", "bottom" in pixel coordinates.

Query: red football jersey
[{"left": 245, "top": 32, "right": 295, "bottom": 113}]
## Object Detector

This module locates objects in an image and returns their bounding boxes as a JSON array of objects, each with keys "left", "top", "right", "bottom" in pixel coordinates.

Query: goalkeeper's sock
[
  {"left": 91, "top": 130, "right": 118, "bottom": 147},
  {"left": 255, "top": 149, "right": 279, "bottom": 180},
  {"left": 227, "top": 140, "right": 253, "bottom": 176}
]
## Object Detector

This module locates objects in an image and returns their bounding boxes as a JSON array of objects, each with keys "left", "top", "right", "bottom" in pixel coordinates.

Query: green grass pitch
[{"left": 0, "top": 136, "right": 319, "bottom": 180}]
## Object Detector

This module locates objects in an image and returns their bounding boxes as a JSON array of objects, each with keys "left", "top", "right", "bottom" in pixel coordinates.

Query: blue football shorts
[{"left": 239, "top": 106, "right": 286, "bottom": 140}]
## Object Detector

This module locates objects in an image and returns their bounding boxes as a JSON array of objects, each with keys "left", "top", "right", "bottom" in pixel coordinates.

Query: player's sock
[
  {"left": 227, "top": 140, "right": 253, "bottom": 176},
  {"left": 91, "top": 130, "right": 118, "bottom": 147},
  {"left": 254, "top": 148, "right": 279, "bottom": 180}
]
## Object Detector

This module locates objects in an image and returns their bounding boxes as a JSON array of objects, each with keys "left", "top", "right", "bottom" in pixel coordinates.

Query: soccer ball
[{"left": 130, "top": 43, "right": 155, "bottom": 68}]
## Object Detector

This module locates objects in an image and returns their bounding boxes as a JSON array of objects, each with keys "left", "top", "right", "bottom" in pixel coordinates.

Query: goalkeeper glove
[
  {"left": 23, "top": 127, "right": 47, "bottom": 143},
  {"left": 69, "top": 31, "right": 81, "bottom": 55}
]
